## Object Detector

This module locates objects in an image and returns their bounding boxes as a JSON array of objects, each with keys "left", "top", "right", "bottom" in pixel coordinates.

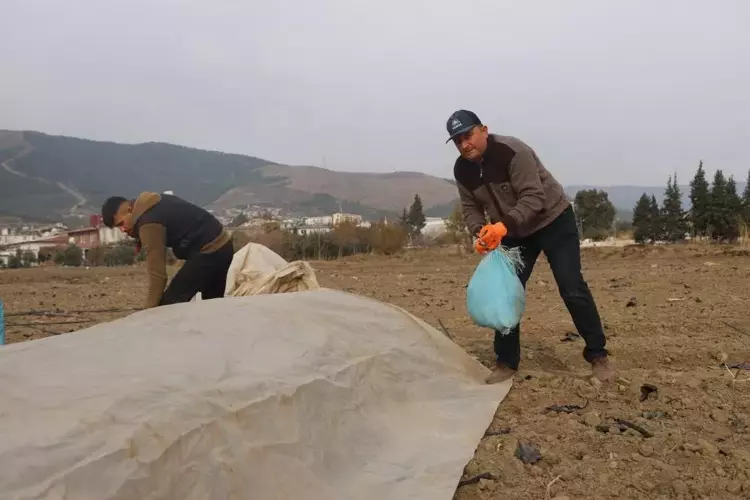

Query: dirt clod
[
  {"left": 727, "top": 480, "right": 742, "bottom": 494},
  {"left": 642, "top": 410, "right": 666, "bottom": 420},
  {"left": 595, "top": 423, "right": 610, "bottom": 433},
  {"left": 514, "top": 442, "right": 542, "bottom": 464},
  {"left": 639, "top": 383, "right": 658, "bottom": 401},
  {"left": 711, "top": 409, "right": 730, "bottom": 423},
  {"left": 581, "top": 412, "right": 602, "bottom": 427},
  {"left": 638, "top": 443, "right": 655, "bottom": 457},
  {"left": 672, "top": 479, "right": 689, "bottom": 495}
]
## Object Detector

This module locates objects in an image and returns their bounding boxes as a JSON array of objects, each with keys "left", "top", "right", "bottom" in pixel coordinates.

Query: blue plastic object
[{"left": 466, "top": 246, "right": 526, "bottom": 335}]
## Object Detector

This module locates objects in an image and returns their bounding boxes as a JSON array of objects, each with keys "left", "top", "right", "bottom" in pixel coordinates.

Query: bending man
[
  {"left": 102, "top": 192, "right": 234, "bottom": 309},
  {"left": 446, "top": 109, "right": 614, "bottom": 383}
]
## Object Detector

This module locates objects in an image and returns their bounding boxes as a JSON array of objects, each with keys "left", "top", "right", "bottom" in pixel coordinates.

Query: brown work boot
[
  {"left": 486, "top": 363, "right": 516, "bottom": 384},
  {"left": 591, "top": 356, "right": 615, "bottom": 382}
]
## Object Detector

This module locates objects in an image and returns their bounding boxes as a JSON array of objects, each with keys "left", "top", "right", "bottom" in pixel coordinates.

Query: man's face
[
  {"left": 454, "top": 125, "right": 489, "bottom": 162},
  {"left": 112, "top": 201, "right": 133, "bottom": 234}
]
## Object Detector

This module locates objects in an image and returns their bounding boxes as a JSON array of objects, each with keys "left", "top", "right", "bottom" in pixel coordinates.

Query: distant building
[
  {"left": 0, "top": 234, "right": 68, "bottom": 266},
  {"left": 281, "top": 218, "right": 304, "bottom": 231},
  {"left": 67, "top": 215, "right": 130, "bottom": 258},
  {"left": 297, "top": 225, "right": 332, "bottom": 236},
  {"left": 305, "top": 215, "right": 333, "bottom": 227},
  {"left": 332, "top": 213, "right": 363, "bottom": 226}
]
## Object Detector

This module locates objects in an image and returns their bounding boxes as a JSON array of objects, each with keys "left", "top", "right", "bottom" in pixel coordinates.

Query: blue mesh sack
[{"left": 466, "top": 246, "right": 526, "bottom": 335}]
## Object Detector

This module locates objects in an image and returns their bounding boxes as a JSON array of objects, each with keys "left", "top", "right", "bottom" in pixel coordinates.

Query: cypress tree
[
  {"left": 648, "top": 195, "right": 662, "bottom": 242},
  {"left": 632, "top": 193, "right": 652, "bottom": 243},
  {"left": 742, "top": 169, "right": 750, "bottom": 223},
  {"left": 407, "top": 194, "right": 426, "bottom": 236},
  {"left": 661, "top": 174, "right": 687, "bottom": 242},
  {"left": 707, "top": 170, "right": 728, "bottom": 241},
  {"left": 725, "top": 176, "right": 742, "bottom": 242},
  {"left": 689, "top": 161, "right": 710, "bottom": 237}
]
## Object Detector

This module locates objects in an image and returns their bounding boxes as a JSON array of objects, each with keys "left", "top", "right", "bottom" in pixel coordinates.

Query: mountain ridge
[{"left": 1, "top": 130, "right": 743, "bottom": 223}]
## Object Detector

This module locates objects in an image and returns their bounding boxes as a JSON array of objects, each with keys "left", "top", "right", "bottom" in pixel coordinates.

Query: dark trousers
[
  {"left": 160, "top": 242, "right": 235, "bottom": 306},
  {"left": 494, "top": 206, "right": 608, "bottom": 369}
]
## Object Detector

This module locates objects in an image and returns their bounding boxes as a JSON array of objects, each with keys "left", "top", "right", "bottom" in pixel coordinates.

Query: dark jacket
[
  {"left": 127, "top": 192, "right": 231, "bottom": 308},
  {"left": 453, "top": 134, "right": 570, "bottom": 238}
]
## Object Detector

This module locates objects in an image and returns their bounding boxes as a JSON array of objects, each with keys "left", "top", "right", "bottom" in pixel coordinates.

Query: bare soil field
[{"left": 1, "top": 245, "right": 749, "bottom": 499}]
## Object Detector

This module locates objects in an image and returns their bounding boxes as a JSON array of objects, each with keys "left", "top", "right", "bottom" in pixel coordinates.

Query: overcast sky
[{"left": 1, "top": 0, "right": 748, "bottom": 186}]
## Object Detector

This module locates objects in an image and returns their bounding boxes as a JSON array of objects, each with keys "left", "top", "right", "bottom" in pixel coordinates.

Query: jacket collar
[{"left": 126, "top": 192, "right": 162, "bottom": 237}]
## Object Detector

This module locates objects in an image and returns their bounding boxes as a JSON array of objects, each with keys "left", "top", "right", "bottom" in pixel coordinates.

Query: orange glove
[{"left": 475, "top": 222, "right": 508, "bottom": 253}]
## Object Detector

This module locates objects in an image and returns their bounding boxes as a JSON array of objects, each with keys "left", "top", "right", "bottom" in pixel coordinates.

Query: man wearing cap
[{"left": 446, "top": 110, "right": 614, "bottom": 383}]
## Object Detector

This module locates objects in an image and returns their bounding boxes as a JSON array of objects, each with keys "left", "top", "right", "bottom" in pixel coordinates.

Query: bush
[
  {"left": 103, "top": 244, "right": 136, "bottom": 266},
  {"left": 55, "top": 244, "right": 83, "bottom": 267},
  {"left": 369, "top": 223, "right": 409, "bottom": 255},
  {"left": 53, "top": 251, "right": 65, "bottom": 266},
  {"left": 230, "top": 222, "right": 408, "bottom": 261},
  {"left": 87, "top": 246, "right": 105, "bottom": 266}
]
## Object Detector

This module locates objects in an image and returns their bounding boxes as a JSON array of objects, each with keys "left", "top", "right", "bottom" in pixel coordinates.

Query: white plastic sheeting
[
  {"left": 0, "top": 290, "right": 511, "bottom": 500},
  {"left": 224, "top": 242, "right": 319, "bottom": 296}
]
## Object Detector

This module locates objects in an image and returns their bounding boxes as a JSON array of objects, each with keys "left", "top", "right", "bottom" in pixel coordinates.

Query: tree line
[
  {"left": 1, "top": 245, "right": 88, "bottom": 269},
  {"left": 521, "top": 163, "right": 750, "bottom": 244},
  {"left": 233, "top": 194, "right": 429, "bottom": 260},
  {"left": 0, "top": 242, "right": 153, "bottom": 269},
  {"left": 632, "top": 163, "right": 750, "bottom": 243},
  {"left": 1, "top": 195, "right": 430, "bottom": 270}
]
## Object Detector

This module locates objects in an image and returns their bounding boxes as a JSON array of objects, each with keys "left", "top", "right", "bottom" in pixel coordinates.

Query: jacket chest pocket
[
  {"left": 489, "top": 182, "right": 517, "bottom": 213},
  {"left": 494, "top": 182, "right": 516, "bottom": 204},
  {"left": 473, "top": 182, "right": 516, "bottom": 216}
]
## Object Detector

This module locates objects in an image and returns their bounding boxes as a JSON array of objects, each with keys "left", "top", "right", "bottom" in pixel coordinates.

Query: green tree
[
  {"left": 632, "top": 193, "right": 652, "bottom": 243},
  {"left": 443, "top": 202, "right": 472, "bottom": 253},
  {"left": 724, "top": 175, "right": 742, "bottom": 242},
  {"left": 398, "top": 208, "right": 410, "bottom": 229},
  {"left": 53, "top": 251, "right": 65, "bottom": 266},
  {"left": 21, "top": 250, "right": 36, "bottom": 267},
  {"left": 689, "top": 161, "right": 710, "bottom": 237},
  {"left": 742, "top": 169, "right": 750, "bottom": 223},
  {"left": 661, "top": 174, "right": 688, "bottom": 242},
  {"left": 648, "top": 195, "right": 662, "bottom": 241},
  {"left": 86, "top": 246, "right": 105, "bottom": 266},
  {"left": 103, "top": 243, "right": 136, "bottom": 266},
  {"left": 37, "top": 250, "right": 49, "bottom": 264},
  {"left": 407, "top": 193, "right": 426, "bottom": 236},
  {"left": 705, "top": 170, "right": 740, "bottom": 242},
  {"left": 59, "top": 244, "right": 83, "bottom": 267},
  {"left": 573, "top": 189, "right": 615, "bottom": 241},
  {"left": 8, "top": 254, "right": 22, "bottom": 269}
]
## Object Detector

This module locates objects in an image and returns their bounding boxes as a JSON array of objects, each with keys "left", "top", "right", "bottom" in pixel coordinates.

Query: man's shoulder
[{"left": 489, "top": 134, "right": 533, "bottom": 153}]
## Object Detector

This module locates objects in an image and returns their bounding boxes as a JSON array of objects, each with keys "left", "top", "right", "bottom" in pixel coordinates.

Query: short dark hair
[{"left": 101, "top": 196, "right": 128, "bottom": 228}]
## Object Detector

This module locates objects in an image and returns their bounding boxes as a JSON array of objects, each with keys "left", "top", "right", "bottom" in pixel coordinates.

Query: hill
[
  {"left": 0, "top": 130, "right": 458, "bottom": 222},
  {"left": 2, "top": 130, "right": 743, "bottom": 223}
]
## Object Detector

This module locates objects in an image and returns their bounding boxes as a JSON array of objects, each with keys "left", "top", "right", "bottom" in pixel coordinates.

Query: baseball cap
[{"left": 445, "top": 109, "right": 482, "bottom": 143}]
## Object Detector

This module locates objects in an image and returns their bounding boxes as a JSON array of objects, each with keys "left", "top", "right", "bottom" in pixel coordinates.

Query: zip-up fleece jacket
[
  {"left": 453, "top": 134, "right": 570, "bottom": 239},
  {"left": 126, "top": 192, "right": 231, "bottom": 308}
]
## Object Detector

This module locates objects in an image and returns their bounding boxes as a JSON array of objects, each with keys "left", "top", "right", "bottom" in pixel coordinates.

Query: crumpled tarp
[
  {"left": 223, "top": 242, "right": 320, "bottom": 296},
  {"left": 0, "top": 289, "right": 511, "bottom": 500}
]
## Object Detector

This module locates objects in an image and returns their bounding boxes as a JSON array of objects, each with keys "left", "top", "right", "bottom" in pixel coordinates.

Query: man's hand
[{"left": 475, "top": 222, "right": 508, "bottom": 253}]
